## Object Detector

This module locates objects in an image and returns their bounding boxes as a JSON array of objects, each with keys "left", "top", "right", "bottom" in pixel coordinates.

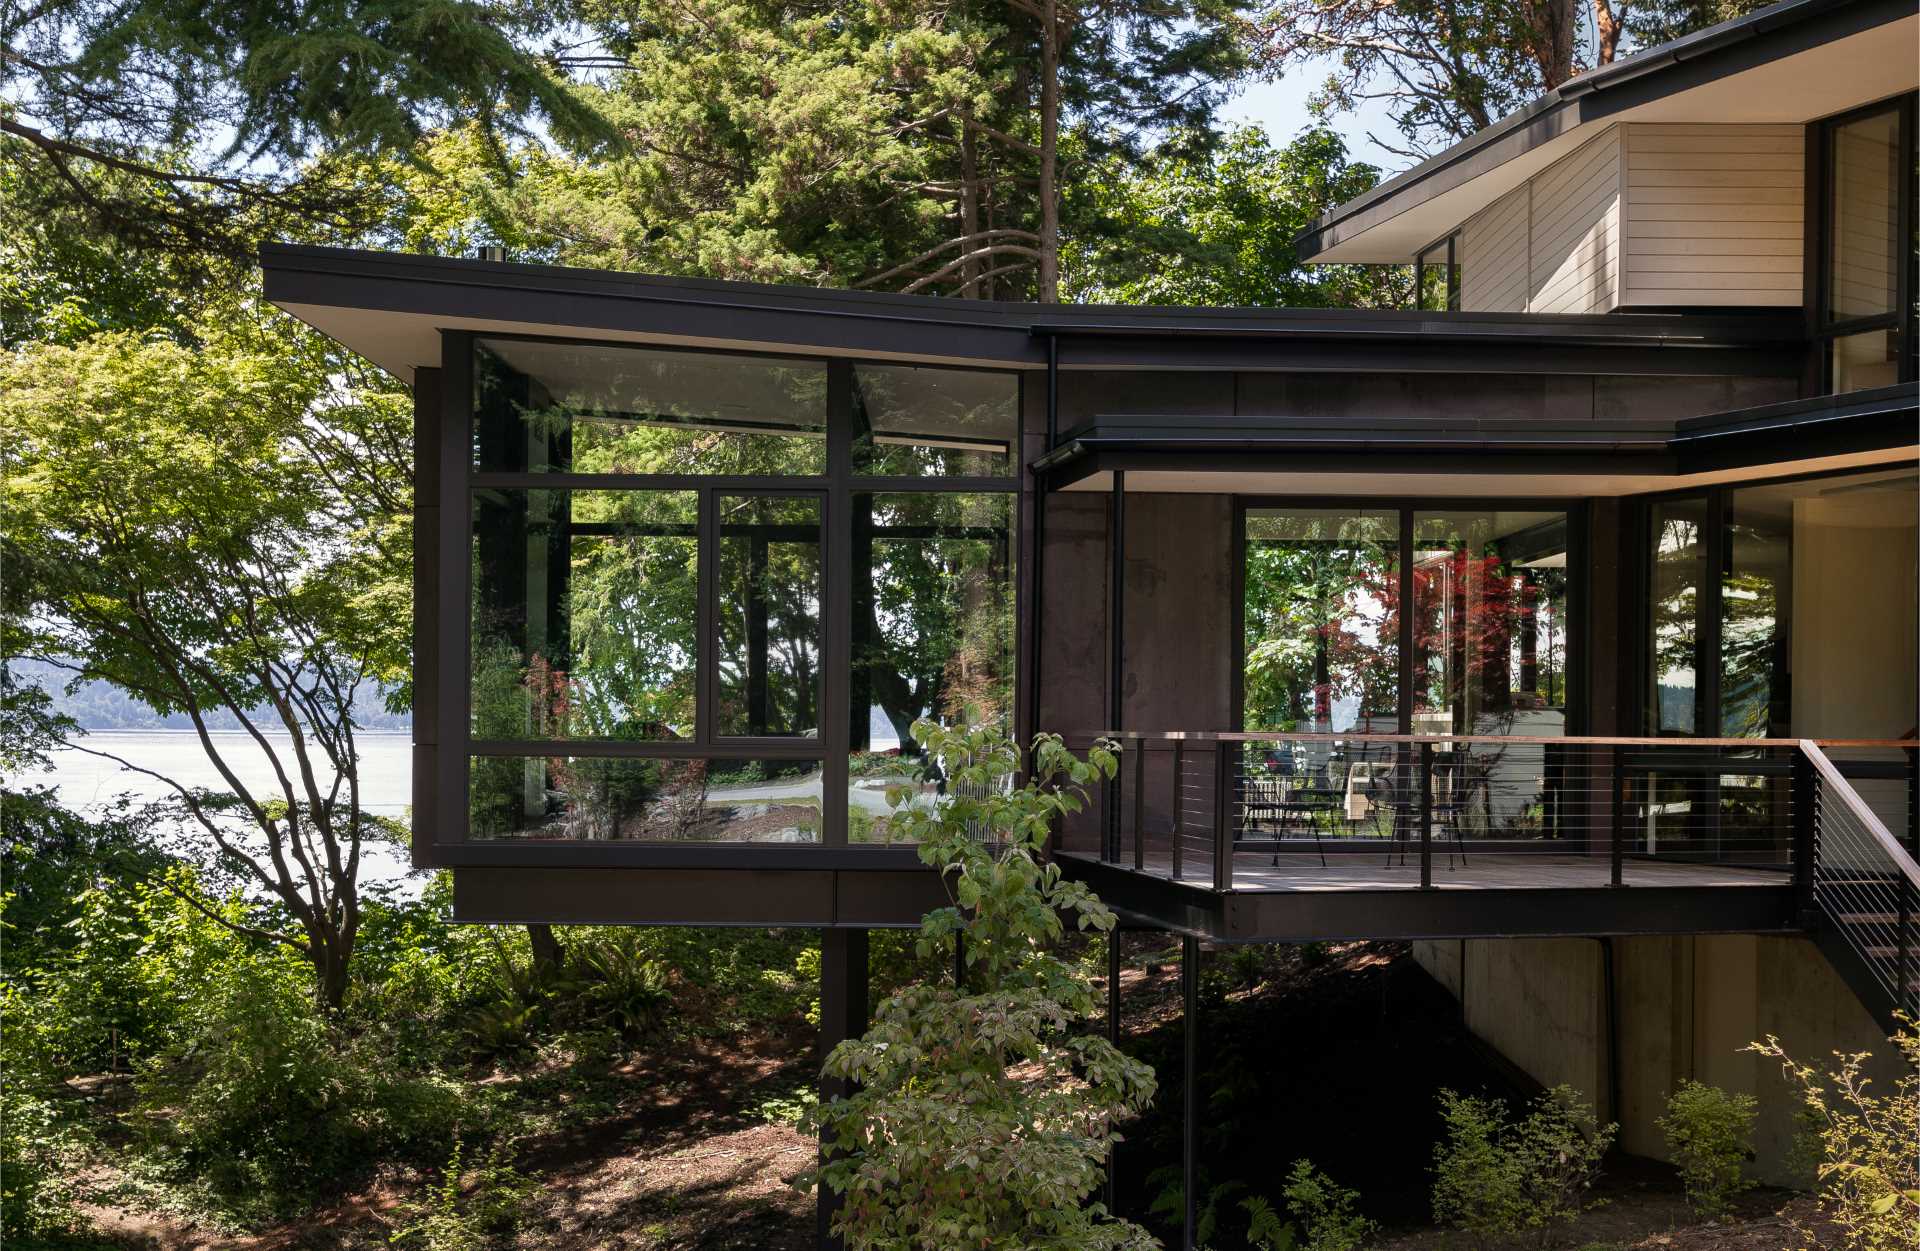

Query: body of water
[{"left": 13, "top": 730, "right": 419, "bottom": 889}]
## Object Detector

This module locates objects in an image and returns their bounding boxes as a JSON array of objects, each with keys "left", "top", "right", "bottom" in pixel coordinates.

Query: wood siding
[
  {"left": 1620, "top": 124, "right": 1805, "bottom": 308},
  {"left": 1530, "top": 128, "right": 1622, "bottom": 314},
  {"left": 1460, "top": 184, "right": 1531, "bottom": 313},
  {"left": 1453, "top": 124, "right": 1806, "bottom": 314}
]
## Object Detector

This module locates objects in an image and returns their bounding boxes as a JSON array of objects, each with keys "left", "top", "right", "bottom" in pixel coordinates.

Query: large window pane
[
  {"left": 1412, "top": 511, "right": 1568, "bottom": 736},
  {"left": 469, "top": 755, "right": 822, "bottom": 842},
  {"left": 1828, "top": 108, "right": 1901, "bottom": 324},
  {"left": 851, "top": 365, "right": 1018, "bottom": 478},
  {"left": 849, "top": 491, "right": 1015, "bottom": 843},
  {"left": 1242, "top": 509, "right": 1400, "bottom": 734},
  {"left": 1727, "top": 468, "right": 1918, "bottom": 741},
  {"left": 473, "top": 339, "right": 827, "bottom": 474},
  {"left": 1830, "top": 328, "right": 1900, "bottom": 393},
  {"left": 1648, "top": 498, "right": 1707, "bottom": 735},
  {"left": 717, "top": 495, "right": 823, "bottom": 737},
  {"left": 471, "top": 489, "right": 697, "bottom": 740}
]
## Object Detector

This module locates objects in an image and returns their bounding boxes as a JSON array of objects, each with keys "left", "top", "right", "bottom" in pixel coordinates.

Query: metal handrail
[
  {"left": 1801, "top": 741, "right": 1920, "bottom": 888},
  {"left": 1099, "top": 729, "right": 1917, "bottom": 750}
]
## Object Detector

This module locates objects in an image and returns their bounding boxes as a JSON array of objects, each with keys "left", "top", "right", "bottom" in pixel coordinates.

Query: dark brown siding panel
[
  {"left": 1058, "top": 371, "right": 1237, "bottom": 426},
  {"left": 1593, "top": 374, "right": 1798, "bottom": 423},
  {"left": 450, "top": 867, "right": 942, "bottom": 926}
]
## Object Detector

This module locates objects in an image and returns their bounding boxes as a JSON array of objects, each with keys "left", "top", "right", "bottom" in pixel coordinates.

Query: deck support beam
[
  {"left": 817, "top": 928, "right": 869, "bottom": 1250},
  {"left": 1181, "top": 932, "right": 1199, "bottom": 1251}
]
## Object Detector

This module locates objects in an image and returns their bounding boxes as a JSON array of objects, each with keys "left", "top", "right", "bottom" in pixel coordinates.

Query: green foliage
[
  {"left": 133, "top": 960, "right": 468, "bottom": 1217},
  {"left": 1431, "top": 1085, "right": 1615, "bottom": 1243},
  {"left": 1282, "top": 1159, "right": 1376, "bottom": 1251},
  {"left": 1657, "top": 1080, "right": 1757, "bottom": 1219},
  {"left": 809, "top": 723, "right": 1158, "bottom": 1250},
  {"left": 388, "top": 1141, "right": 535, "bottom": 1251},
  {"left": 1064, "top": 125, "right": 1407, "bottom": 309},
  {"left": 1748, "top": 1022, "right": 1920, "bottom": 1250}
]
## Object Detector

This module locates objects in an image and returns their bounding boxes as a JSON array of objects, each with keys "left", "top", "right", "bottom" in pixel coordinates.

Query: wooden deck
[{"left": 1068, "top": 850, "right": 1788, "bottom": 893}]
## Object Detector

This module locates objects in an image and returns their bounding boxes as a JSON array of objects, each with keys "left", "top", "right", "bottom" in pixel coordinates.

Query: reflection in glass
[
  {"left": 1648, "top": 498, "right": 1707, "bottom": 735},
  {"left": 1828, "top": 108, "right": 1900, "bottom": 324},
  {"left": 472, "top": 338, "right": 827, "bottom": 474},
  {"left": 849, "top": 493, "right": 1015, "bottom": 842},
  {"left": 1725, "top": 468, "right": 1918, "bottom": 740},
  {"left": 1242, "top": 509, "right": 1400, "bottom": 733},
  {"left": 718, "top": 495, "right": 823, "bottom": 737},
  {"left": 1416, "top": 238, "right": 1457, "bottom": 312},
  {"left": 471, "top": 489, "right": 697, "bottom": 740},
  {"left": 469, "top": 755, "right": 822, "bottom": 842},
  {"left": 851, "top": 365, "right": 1018, "bottom": 477},
  {"left": 1412, "top": 511, "right": 1568, "bottom": 736}
]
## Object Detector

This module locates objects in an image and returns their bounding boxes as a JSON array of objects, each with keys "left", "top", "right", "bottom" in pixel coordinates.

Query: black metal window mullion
[
  {"left": 824, "top": 359, "right": 854, "bottom": 846},
  {"left": 694, "top": 488, "right": 717, "bottom": 747},
  {"left": 442, "top": 330, "right": 476, "bottom": 843}
]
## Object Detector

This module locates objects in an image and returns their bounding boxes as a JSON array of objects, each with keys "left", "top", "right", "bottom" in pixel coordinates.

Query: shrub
[
  {"left": 808, "top": 724, "right": 1158, "bottom": 1250},
  {"left": 1431, "top": 1084, "right": 1615, "bottom": 1244},
  {"left": 1656, "top": 1080, "right": 1757, "bottom": 1219},
  {"left": 136, "top": 972, "right": 467, "bottom": 1217},
  {"left": 388, "top": 1141, "right": 534, "bottom": 1251},
  {"left": 1283, "top": 1159, "right": 1376, "bottom": 1251},
  {"left": 1748, "top": 1020, "right": 1919, "bottom": 1251}
]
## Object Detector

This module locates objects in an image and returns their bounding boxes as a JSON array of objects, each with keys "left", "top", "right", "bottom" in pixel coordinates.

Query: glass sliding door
[
  {"left": 1242, "top": 509, "right": 1400, "bottom": 734},
  {"left": 1814, "top": 96, "right": 1916, "bottom": 393},
  {"left": 1647, "top": 497, "right": 1709, "bottom": 735},
  {"left": 1412, "top": 511, "right": 1570, "bottom": 737}
]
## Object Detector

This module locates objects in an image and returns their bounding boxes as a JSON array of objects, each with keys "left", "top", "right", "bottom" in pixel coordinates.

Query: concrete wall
[{"left": 1412, "top": 934, "right": 1902, "bottom": 1185}]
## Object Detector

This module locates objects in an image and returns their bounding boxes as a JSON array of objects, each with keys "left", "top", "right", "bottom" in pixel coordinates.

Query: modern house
[{"left": 260, "top": 0, "right": 1917, "bottom": 1242}]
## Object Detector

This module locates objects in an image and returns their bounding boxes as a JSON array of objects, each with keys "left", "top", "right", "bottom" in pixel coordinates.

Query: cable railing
[
  {"left": 1080, "top": 731, "right": 1916, "bottom": 896},
  {"left": 1803, "top": 741, "right": 1920, "bottom": 1023}
]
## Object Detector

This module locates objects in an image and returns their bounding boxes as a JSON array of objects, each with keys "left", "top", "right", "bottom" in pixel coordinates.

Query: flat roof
[
  {"left": 1296, "top": 0, "right": 1918, "bottom": 263},
  {"left": 262, "top": 244, "right": 1803, "bottom": 382}
]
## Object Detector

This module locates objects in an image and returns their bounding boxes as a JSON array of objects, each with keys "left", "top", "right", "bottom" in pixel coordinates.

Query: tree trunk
[
  {"left": 959, "top": 111, "right": 982, "bottom": 297},
  {"left": 1527, "top": 0, "right": 1577, "bottom": 88},
  {"left": 1037, "top": 0, "right": 1061, "bottom": 303},
  {"left": 528, "top": 923, "right": 566, "bottom": 975},
  {"left": 1590, "top": 0, "right": 1625, "bottom": 66}
]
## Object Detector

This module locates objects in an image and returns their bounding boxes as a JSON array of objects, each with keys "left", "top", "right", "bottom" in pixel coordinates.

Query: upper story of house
[{"left": 1295, "top": 0, "right": 1916, "bottom": 394}]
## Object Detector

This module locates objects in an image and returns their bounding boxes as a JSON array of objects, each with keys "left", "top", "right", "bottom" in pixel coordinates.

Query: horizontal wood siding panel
[
  {"left": 1529, "top": 128, "right": 1620, "bottom": 315},
  {"left": 1460, "top": 183, "right": 1529, "bottom": 313},
  {"left": 1621, "top": 124, "right": 1805, "bottom": 308}
]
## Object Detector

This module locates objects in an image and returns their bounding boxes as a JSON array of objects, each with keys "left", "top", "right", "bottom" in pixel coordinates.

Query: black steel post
[
  {"left": 1172, "top": 741, "right": 1185, "bottom": 881},
  {"left": 1790, "top": 748, "right": 1817, "bottom": 918},
  {"left": 1420, "top": 741, "right": 1434, "bottom": 889},
  {"left": 817, "top": 928, "right": 869, "bottom": 1250},
  {"left": 1213, "top": 746, "right": 1232, "bottom": 892},
  {"left": 1181, "top": 933, "right": 1199, "bottom": 1251},
  {"left": 1107, "top": 471, "right": 1126, "bottom": 863},
  {"left": 1133, "top": 741, "right": 1146, "bottom": 871},
  {"left": 1611, "top": 750, "right": 1626, "bottom": 889}
]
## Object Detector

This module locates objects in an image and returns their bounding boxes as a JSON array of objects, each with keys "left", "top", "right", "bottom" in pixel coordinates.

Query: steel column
[
  {"left": 1181, "top": 933, "right": 1199, "bottom": 1251},
  {"left": 1791, "top": 748, "right": 1817, "bottom": 918},
  {"left": 817, "top": 928, "right": 869, "bottom": 1250},
  {"left": 1419, "top": 741, "right": 1434, "bottom": 889},
  {"left": 1171, "top": 741, "right": 1185, "bottom": 881},
  {"left": 1133, "top": 744, "right": 1146, "bottom": 871},
  {"left": 1108, "top": 471, "right": 1127, "bottom": 861},
  {"left": 1611, "top": 750, "right": 1627, "bottom": 888}
]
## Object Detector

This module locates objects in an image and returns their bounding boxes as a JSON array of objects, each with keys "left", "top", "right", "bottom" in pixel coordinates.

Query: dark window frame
[
  {"left": 1806, "top": 92, "right": 1918, "bottom": 392},
  {"left": 445, "top": 330, "right": 1021, "bottom": 851},
  {"left": 1231, "top": 496, "right": 1587, "bottom": 737},
  {"left": 1414, "top": 233, "right": 1462, "bottom": 312}
]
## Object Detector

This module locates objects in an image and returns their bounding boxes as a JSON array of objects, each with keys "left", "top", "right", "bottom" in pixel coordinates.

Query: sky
[{"left": 1216, "top": 60, "right": 1410, "bottom": 175}]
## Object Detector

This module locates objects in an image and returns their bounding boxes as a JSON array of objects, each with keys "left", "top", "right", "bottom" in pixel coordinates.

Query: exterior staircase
[{"left": 1801, "top": 742, "right": 1920, "bottom": 1033}]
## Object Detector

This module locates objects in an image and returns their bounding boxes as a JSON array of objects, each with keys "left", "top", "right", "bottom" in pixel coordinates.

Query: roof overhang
[
  {"left": 1297, "top": 0, "right": 1920, "bottom": 264},
  {"left": 1036, "top": 383, "right": 1919, "bottom": 497},
  {"left": 261, "top": 244, "right": 1805, "bottom": 383}
]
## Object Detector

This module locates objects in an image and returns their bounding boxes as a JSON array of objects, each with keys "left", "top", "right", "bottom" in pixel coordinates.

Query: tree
[
  {"left": 809, "top": 723, "right": 1157, "bottom": 1249},
  {"left": 1064, "top": 124, "right": 1410, "bottom": 308},
  {"left": 1, "top": 0, "right": 615, "bottom": 264},
  {"left": 1, "top": 307, "right": 411, "bottom": 1009},
  {"left": 1249, "top": 0, "right": 1783, "bottom": 158}
]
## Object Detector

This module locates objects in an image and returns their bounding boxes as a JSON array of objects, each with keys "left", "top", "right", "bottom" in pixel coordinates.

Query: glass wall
[
  {"left": 462, "top": 337, "right": 1018, "bottom": 845},
  {"left": 1240, "top": 506, "right": 1570, "bottom": 736},
  {"left": 1647, "top": 498, "right": 1708, "bottom": 735},
  {"left": 1242, "top": 509, "right": 1399, "bottom": 733},
  {"left": 1645, "top": 467, "right": 1919, "bottom": 741},
  {"left": 1413, "top": 511, "right": 1569, "bottom": 736}
]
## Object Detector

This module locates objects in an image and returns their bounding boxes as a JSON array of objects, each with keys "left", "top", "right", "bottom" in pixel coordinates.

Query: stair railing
[{"left": 1801, "top": 740, "right": 1920, "bottom": 1024}]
